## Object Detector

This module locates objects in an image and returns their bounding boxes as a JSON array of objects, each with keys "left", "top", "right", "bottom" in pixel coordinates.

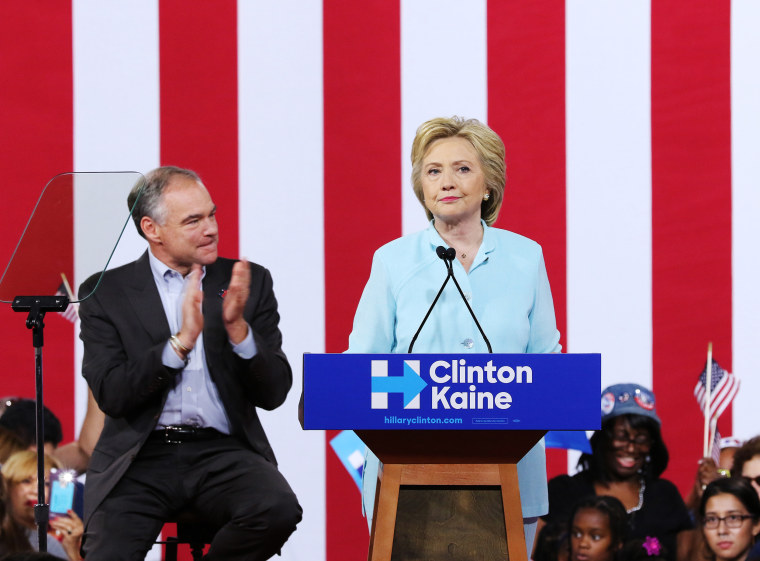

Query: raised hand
[
  {"left": 176, "top": 264, "right": 204, "bottom": 355},
  {"left": 49, "top": 509, "right": 85, "bottom": 560},
  {"left": 223, "top": 259, "right": 251, "bottom": 344}
]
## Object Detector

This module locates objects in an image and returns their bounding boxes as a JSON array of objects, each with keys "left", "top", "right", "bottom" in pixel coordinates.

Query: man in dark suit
[{"left": 78, "top": 166, "right": 301, "bottom": 560}]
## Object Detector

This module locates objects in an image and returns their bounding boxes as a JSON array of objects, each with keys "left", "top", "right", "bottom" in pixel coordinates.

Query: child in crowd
[
  {"left": 568, "top": 495, "right": 628, "bottom": 561},
  {"left": 699, "top": 477, "right": 760, "bottom": 561}
]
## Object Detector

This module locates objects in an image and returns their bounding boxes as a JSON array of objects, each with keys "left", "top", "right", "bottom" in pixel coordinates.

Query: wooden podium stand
[
  {"left": 302, "top": 352, "right": 600, "bottom": 561},
  {"left": 357, "top": 429, "right": 545, "bottom": 561}
]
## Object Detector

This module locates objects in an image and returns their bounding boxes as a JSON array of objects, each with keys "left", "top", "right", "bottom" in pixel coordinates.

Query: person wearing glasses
[
  {"left": 731, "top": 437, "right": 760, "bottom": 560},
  {"left": 699, "top": 477, "right": 760, "bottom": 561},
  {"left": 733, "top": 437, "right": 760, "bottom": 500},
  {"left": 539, "top": 384, "right": 693, "bottom": 561}
]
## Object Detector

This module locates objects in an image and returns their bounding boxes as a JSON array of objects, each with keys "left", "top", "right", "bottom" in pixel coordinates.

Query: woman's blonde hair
[
  {"left": 1, "top": 450, "right": 61, "bottom": 485},
  {"left": 411, "top": 116, "right": 506, "bottom": 226}
]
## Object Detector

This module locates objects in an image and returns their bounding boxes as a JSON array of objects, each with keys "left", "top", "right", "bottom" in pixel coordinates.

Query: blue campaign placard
[{"left": 303, "top": 353, "right": 601, "bottom": 431}]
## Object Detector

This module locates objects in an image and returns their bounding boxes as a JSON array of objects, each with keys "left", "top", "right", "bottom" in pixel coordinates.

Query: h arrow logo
[{"left": 371, "top": 360, "right": 427, "bottom": 409}]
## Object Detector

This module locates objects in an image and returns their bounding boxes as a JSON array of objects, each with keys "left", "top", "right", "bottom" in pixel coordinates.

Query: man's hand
[
  {"left": 176, "top": 265, "right": 204, "bottom": 354},
  {"left": 223, "top": 259, "right": 251, "bottom": 344}
]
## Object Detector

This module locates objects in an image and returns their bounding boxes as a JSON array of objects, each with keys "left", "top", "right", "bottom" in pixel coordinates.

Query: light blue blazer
[{"left": 347, "top": 221, "right": 562, "bottom": 528}]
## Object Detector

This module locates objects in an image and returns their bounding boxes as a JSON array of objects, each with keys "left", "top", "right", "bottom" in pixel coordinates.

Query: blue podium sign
[{"left": 303, "top": 353, "right": 601, "bottom": 431}]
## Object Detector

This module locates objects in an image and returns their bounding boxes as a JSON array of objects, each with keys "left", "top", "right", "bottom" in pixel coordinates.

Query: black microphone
[
  {"left": 445, "top": 253, "right": 493, "bottom": 353},
  {"left": 408, "top": 247, "right": 454, "bottom": 353},
  {"left": 408, "top": 246, "right": 493, "bottom": 353}
]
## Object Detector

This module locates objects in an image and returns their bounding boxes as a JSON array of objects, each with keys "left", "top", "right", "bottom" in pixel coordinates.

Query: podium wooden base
[
  {"left": 368, "top": 463, "right": 525, "bottom": 561},
  {"left": 357, "top": 429, "right": 546, "bottom": 561}
]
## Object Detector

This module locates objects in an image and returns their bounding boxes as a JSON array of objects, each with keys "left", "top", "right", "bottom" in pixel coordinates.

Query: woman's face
[
  {"left": 420, "top": 136, "right": 487, "bottom": 227},
  {"left": 9, "top": 471, "right": 50, "bottom": 528},
  {"left": 570, "top": 507, "right": 616, "bottom": 561},
  {"left": 604, "top": 417, "right": 652, "bottom": 480},
  {"left": 702, "top": 493, "right": 760, "bottom": 561},
  {"left": 740, "top": 455, "right": 760, "bottom": 499}
]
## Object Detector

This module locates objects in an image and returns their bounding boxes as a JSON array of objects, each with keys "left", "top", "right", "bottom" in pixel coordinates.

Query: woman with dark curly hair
[{"left": 539, "top": 384, "right": 693, "bottom": 561}]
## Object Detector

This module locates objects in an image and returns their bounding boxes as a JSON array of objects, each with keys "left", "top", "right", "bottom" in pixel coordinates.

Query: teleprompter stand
[
  {"left": 11, "top": 295, "right": 70, "bottom": 552},
  {"left": 0, "top": 171, "right": 146, "bottom": 552}
]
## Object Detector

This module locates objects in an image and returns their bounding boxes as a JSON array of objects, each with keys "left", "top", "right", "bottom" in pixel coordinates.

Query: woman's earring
[{"left": 483, "top": 192, "right": 490, "bottom": 201}]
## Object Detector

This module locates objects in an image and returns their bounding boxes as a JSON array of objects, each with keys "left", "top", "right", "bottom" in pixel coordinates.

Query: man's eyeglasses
[{"left": 702, "top": 514, "right": 756, "bottom": 529}]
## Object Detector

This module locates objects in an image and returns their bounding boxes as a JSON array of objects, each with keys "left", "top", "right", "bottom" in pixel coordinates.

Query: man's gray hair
[{"left": 128, "top": 166, "right": 201, "bottom": 239}]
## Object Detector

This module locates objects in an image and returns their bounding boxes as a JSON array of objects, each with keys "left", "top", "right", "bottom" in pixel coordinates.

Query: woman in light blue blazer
[{"left": 347, "top": 116, "right": 562, "bottom": 553}]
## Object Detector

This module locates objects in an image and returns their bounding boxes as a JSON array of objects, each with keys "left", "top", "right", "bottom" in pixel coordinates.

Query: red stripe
[
  {"left": 159, "top": 4, "right": 239, "bottom": 557},
  {"left": 324, "top": 0, "right": 402, "bottom": 557},
  {"left": 0, "top": 2, "right": 75, "bottom": 441},
  {"left": 651, "top": 0, "right": 732, "bottom": 496},
  {"left": 159, "top": 0, "right": 239, "bottom": 256},
  {"left": 486, "top": 0, "right": 568, "bottom": 480}
]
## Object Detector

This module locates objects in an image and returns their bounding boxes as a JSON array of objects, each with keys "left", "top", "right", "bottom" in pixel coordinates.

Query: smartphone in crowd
[{"left": 49, "top": 468, "right": 76, "bottom": 519}]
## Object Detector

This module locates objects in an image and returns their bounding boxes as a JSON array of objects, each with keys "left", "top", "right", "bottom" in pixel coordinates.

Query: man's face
[{"left": 148, "top": 177, "right": 219, "bottom": 274}]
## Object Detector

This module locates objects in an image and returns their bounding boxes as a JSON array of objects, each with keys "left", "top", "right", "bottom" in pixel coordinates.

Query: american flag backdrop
[{"left": 1, "top": 1, "right": 759, "bottom": 560}]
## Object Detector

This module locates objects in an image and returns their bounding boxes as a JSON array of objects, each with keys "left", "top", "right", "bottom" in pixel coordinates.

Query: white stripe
[
  {"left": 72, "top": 0, "right": 160, "bottom": 434},
  {"left": 400, "top": 0, "right": 488, "bottom": 235},
  {"left": 238, "top": 2, "right": 325, "bottom": 559},
  {"left": 73, "top": 3, "right": 160, "bottom": 558},
  {"left": 565, "top": 1, "right": 652, "bottom": 396},
  {"left": 731, "top": 0, "right": 760, "bottom": 442}
]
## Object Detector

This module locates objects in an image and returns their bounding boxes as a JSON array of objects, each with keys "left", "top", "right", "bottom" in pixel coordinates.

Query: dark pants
[{"left": 83, "top": 435, "right": 302, "bottom": 561}]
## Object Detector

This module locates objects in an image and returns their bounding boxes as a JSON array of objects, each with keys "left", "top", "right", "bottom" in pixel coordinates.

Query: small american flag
[
  {"left": 54, "top": 281, "right": 79, "bottom": 323},
  {"left": 711, "top": 428, "right": 722, "bottom": 465},
  {"left": 694, "top": 360, "right": 739, "bottom": 423}
]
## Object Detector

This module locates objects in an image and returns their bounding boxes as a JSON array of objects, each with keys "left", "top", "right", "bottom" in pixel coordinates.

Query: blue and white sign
[{"left": 303, "top": 353, "right": 601, "bottom": 430}]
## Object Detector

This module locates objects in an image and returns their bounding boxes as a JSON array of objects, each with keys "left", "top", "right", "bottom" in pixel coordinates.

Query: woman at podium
[{"left": 347, "top": 116, "right": 562, "bottom": 552}]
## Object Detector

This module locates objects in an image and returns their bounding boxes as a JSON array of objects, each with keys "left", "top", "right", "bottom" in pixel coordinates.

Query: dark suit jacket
[{"left": 78, "top": 251, "right": 292, "bottom": 524}]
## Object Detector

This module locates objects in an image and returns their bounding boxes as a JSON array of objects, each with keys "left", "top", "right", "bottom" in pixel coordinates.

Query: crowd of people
[
  {"left": 5, "top": 387, "right": 759, "bottom": 561},
  {"left": 0, "top": 400, "right": 84, "bottom": 560},
  {"left": 533, "top": 384, "right": 760, "bottom": 561}
]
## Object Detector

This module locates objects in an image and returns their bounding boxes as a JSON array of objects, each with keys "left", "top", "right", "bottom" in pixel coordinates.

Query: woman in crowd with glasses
[
  {"left": 731, "top": 437, "right": 760, "bottom": 560},
  {"left": 538, "top": 384, "right": 693, "bottom": 561},
  {"left": 699, "top": 477, "right": 760, "bottom": 561}
]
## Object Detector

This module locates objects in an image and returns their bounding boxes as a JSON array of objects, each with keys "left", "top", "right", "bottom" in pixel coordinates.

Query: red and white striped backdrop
[{"left": 1, "top": 2, "right": 759, "bottom": 560}]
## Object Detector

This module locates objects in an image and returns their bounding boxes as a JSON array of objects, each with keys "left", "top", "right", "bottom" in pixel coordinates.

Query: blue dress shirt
[
  {"left": 347, "top": 221, "right": 561, "bottom": 526},
  {"left": 148, "top": 249, "right": 256, "bottom": 433}
]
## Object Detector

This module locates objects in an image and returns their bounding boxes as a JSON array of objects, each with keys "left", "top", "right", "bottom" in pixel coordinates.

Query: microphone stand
[
  {"left": 439, "top": 250, "right": 493, "bottom": 354},
  {"left": 408, "top": 247, "right": 492, "bottom": 353},
  {"left": 11, "top": 294, "right": 70, "bottom": 553},
  {"left": 408, "top": 248, "right": 453, "bottom": 353}
]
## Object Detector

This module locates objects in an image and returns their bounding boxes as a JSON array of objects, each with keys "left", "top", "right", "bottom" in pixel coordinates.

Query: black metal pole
[
  {"left": 12, "top": 295, "right": 69, "bottom": 553},
  {"left": 34, "top": 343, "right": 49, "bottom": 552}
]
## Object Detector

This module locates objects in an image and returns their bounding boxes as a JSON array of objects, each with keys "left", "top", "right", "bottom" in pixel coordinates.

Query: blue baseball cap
[{"left": 600, "top": 383, "right": 660, "bottom": 425}]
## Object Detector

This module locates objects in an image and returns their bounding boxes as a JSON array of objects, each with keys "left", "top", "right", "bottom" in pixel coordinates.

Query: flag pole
[
  {"left": 703, "top": 342, "right": 713, "bottom": 457},
  {"left": 60, "top": 273, "right": 75, "bottom": 299}
]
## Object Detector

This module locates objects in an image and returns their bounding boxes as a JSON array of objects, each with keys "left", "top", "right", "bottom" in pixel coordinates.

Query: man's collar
[{"left": 147, "top": 247, "right": 206, "bottom": 280}]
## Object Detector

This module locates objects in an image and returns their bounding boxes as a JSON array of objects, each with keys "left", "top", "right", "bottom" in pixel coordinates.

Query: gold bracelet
[{"left": 170, "top": 334, "right": 191, "bottom": 354}]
